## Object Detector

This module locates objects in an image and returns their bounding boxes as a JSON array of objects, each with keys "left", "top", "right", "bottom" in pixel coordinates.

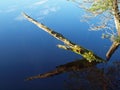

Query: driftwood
[
  {"left": 106, "top": 0, "right": 120, "bottom": 60},
  {"left": 22, "top": 12, "right": 105, "bottom": 63},
  {"left": 25, "top": 58, "right": 98, "bottom": 80}
]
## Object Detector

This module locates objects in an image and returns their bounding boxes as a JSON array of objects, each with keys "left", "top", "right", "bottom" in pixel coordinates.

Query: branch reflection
[{"left": 26, "top": 58, "right": 120, "bottom": 90}]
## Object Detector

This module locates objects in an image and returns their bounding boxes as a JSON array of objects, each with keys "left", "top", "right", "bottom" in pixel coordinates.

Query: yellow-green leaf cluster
[
  {"left": 113, "top": 36, "right": 120, "bottom": 43},
  {"left": 83, "top": 52, "right": 97, "bottom": 62},
  {"left": 88, "top": 0, "right": 113, "bottom": 13}
]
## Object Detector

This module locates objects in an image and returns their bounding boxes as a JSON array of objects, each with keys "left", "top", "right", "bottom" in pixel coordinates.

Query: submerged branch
[
  {"left": 22, "top": 12, "right": 105, "bottom": 63},
  {"left": 22, "top": 12, "right": 75, "bottom": 47}
]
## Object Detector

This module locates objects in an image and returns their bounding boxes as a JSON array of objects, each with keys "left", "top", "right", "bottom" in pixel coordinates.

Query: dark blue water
[{"left": 0, "top": 0, "right": 120, "bottom": 90}]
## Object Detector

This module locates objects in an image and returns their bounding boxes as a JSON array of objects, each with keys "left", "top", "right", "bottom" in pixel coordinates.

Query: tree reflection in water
[
  {"left": 64, "top": 61, "right": 120, "bottom": 90},
  {"left": 64, "top": 63, "right": 120, "bottom": 90},
  {"left": 26, "top": 58, "right": 120, "bottom": 90}
]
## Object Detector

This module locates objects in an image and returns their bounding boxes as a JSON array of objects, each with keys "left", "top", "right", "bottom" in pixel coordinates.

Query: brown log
[{"left": 106, "top": 42, "right": 119, "bottom": 60}]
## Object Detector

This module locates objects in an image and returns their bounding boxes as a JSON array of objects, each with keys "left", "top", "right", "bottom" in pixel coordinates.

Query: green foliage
[
  {"left": 67, "top": 0, "right": 113, "bottom": 14},
  {"left": 88, "top": 0, "right": 113, "bottom": 14},
  {"left": 102, "top": 33, "right": 120, "bottom": 43},
  {"left": 101, "top": 33, "right": 111, "bottom": 39},
  {"left": 83, "top": 52, "right": 97, "bottom": 62},
  {"left": 113, "top": 36, "right": 120, "bottom": 43}
]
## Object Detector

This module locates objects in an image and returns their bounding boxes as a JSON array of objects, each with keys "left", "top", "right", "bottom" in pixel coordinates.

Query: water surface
[{"left": 0, "top": 0, "right": 120, "bottom": 90}]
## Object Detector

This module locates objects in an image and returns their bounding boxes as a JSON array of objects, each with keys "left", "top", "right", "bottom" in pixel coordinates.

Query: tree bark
[
  {"left": 113, "top": 0, "right": 120, "bottom": 36},
  {"left": 106, "top": 42, "right": 119, "bottom": 60},
  {"left": 106, "top": 0, "right": 120, "bottom": 60}
]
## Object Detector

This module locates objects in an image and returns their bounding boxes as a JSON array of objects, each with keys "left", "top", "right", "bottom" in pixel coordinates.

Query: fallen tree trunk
[{"left": 22, "top": 12, "right": 105, "bottom": 63}]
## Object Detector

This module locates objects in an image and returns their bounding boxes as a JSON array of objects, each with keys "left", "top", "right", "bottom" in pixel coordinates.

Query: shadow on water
[{"left": 26, "top": 58, "right": 120, "bottom": 90}]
